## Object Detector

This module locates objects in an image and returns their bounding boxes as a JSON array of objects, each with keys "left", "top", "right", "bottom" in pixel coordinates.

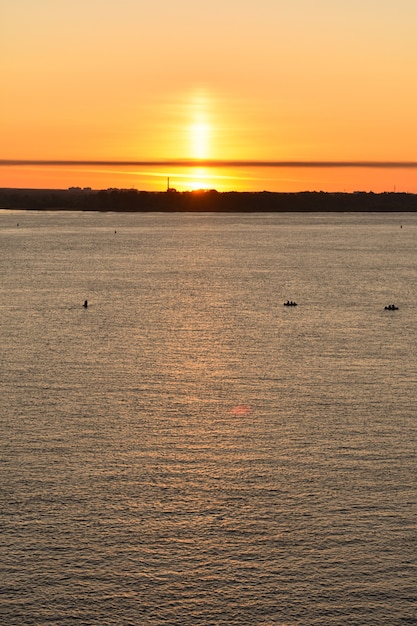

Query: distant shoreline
[{"left": 1, "top": 187, "right": 417, "bottom": 212}]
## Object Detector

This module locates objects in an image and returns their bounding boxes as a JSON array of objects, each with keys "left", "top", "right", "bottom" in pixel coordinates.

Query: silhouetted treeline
[{"left": 2, "top": 187, "right": 417, "bottom": 212}]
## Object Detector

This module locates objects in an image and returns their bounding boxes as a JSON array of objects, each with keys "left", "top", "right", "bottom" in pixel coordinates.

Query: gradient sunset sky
[{"left": 2, "top": 0, "right": 417, "bottom": 192}]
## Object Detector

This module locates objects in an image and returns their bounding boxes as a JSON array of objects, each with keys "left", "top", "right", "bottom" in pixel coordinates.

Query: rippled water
[{"left": 1, "top": 210, "right": 416, "bottom": 625}]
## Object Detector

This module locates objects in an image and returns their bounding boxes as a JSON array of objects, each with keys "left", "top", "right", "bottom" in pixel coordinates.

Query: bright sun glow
[
  {"left": 187, "top": 167, "right": 210, "bottom": 190},
  {"left": 186, "top": 88, "right": 213, "bottom": 160},
  {"left": 190, "top": 120, "right": 210, "bottom": 159}
]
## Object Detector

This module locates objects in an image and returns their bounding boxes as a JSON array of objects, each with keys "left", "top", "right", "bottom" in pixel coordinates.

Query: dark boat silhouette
[
  {"left": 284, "top": 300, "right": 297, "bottom": 306},
  {"left": 384, "top": 304, "right": 398, "bottom": 310}
]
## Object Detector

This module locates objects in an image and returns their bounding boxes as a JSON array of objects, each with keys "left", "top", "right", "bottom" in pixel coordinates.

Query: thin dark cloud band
[{"left": 1, "top": 159, "right": 417, "bottom": 168}]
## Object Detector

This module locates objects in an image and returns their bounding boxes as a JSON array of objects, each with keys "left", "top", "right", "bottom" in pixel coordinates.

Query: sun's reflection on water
[{"left": 230, "top": 404, "right": 251, "bottom": 416}]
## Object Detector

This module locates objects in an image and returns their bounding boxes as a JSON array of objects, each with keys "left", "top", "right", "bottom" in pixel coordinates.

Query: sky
[{"left": 2, "top": 0, "right": 417, "bottom": 192}]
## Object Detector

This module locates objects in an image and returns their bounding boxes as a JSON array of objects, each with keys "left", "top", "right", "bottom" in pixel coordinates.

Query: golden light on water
[{"left": 230, "top": 404, "right": 251, "bottom": 416}]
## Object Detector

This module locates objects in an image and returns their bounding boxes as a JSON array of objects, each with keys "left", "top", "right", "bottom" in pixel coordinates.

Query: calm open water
[{"left": 1, "top": 209, "right": 416, "bottom": 625}]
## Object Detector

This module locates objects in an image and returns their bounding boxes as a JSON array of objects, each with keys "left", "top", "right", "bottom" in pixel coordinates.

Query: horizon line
[{"left": 2, "top": 159, "right": 417, "bottom": 169}]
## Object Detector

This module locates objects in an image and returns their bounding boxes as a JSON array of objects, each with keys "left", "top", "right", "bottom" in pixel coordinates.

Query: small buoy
[{"left": 83, "top": 300, "right": 88, "bottom": 308}]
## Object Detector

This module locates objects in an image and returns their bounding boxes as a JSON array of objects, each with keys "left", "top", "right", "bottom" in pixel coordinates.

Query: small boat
[
  {"left": 384, "top": 304, "right": 398, "bottom": 310},
  {"left": 284, "top": 300, "right": 297, "bottom": 307}
]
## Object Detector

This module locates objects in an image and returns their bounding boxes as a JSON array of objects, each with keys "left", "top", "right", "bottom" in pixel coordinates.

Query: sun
[{"left": 187, "top": 167, "right": 210, "bottom": 190}]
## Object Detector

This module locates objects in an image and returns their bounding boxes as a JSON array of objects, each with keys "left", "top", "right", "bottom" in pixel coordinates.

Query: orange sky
[{"left": 2, "top": 0, "right": 417, "bottom": 192}]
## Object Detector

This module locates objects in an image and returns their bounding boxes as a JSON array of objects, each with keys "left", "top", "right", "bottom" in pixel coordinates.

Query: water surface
[{"left": 1, "top": 210, "right": 416, "bottom": 624}]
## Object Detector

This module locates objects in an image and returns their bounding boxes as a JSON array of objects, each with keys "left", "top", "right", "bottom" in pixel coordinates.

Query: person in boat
[{"left": 83, "top": 300, "right": 88, "bottom": 308}]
